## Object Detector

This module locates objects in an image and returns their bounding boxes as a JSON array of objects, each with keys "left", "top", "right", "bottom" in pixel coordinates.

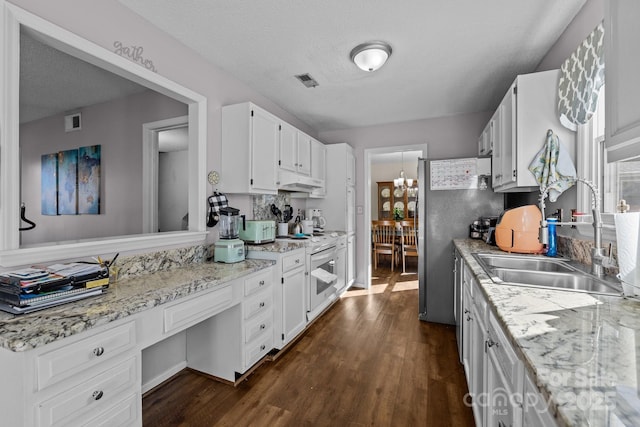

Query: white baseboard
[{"left": 142, "top": 361, "right": 187, "bottom": 394}]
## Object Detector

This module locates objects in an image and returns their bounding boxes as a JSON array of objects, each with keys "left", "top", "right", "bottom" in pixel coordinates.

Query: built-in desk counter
[{"left": 0, "top": 259, "right": 274, "bottom": 426}]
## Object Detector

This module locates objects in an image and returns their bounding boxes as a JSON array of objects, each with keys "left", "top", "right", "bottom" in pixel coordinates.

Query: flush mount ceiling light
[{"left": 350, "top": 41, "right": 392, "bottom": 72}]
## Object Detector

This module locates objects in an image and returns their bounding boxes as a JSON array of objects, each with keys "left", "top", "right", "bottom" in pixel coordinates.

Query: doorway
[
  {"left": 142, "top": 116, "right": 189, "bottom": 233},
  {"left": 364, "top": 144, "right": 427, "bottom": 289}
]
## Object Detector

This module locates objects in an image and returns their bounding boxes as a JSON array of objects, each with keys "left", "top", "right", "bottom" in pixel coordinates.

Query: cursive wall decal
[{"left": 113, "top": 41, "right": 157, "bottom": 72}]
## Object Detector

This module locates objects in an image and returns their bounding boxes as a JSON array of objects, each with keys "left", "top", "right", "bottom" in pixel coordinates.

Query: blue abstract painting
[
  {"left": 57, "top": 149, "right": 78, "bottom": 215},
  {"left": 41, "top": 153, "right": 58, "bottom": 215},
  {"left": 78, "top": 145, "right": 101, "bottom": 214}
]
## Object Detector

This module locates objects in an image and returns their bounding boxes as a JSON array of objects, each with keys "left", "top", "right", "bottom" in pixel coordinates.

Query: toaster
[
  {"left": 238, "top": 220, "right": 276, "bottom": 244},
  {"left": 495, "top": 205, "right": 544, "bottom": 254}
]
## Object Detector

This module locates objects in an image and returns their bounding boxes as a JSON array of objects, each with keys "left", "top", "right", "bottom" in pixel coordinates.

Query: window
[{"left": 579, "top": 86, "right": 640, "bottom": 231}]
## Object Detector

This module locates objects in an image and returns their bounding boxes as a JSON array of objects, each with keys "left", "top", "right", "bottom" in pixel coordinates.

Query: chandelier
[{"left": 394, "top": 152, "right": 414, "bottom": 190}]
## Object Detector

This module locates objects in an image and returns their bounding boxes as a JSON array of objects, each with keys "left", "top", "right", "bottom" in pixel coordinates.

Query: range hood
[{"left": 277, "top": 170, "right": 324, "bottom": 192}]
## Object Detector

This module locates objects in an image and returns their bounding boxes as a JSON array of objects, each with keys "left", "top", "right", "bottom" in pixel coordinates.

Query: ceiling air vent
[{"left": 295, "top": 73, "right": 319, "bottom": 88}]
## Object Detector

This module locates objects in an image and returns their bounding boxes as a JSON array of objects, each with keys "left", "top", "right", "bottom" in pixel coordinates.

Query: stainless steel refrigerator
[{"left": 417, "top": 157, "right": 503, "bottom": 324}]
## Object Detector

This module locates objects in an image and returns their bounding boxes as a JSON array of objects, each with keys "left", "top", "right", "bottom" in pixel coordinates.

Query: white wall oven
[{"left": 307, "top": 243, "right": 338, "bottom": 321}]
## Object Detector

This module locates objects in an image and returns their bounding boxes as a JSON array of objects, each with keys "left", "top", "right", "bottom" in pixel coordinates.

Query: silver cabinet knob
[
  {"left": 92, "top": 390, "right": 104, "bottom": 400},
  {"left": 93, "top": 347, "right": 104, "bottom": 357}
]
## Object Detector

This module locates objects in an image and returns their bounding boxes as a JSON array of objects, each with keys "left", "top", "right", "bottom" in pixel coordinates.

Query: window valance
[{"left": 557, "top": 21, "right": 605, "bottom": 131}]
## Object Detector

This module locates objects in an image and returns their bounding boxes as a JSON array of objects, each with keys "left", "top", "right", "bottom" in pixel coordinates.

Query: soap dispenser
[{"left": 546, "top": 218, "right": 558, "bottom": 257}]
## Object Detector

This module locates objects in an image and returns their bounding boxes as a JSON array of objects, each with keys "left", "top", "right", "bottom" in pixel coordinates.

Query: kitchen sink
[
  {"left": 492, "top": 268, "right": 622, "bottom": 295},
  {"left": 472, "top": 253, "right": 623, "bottom": 296},
  {"left": 474, "top": 253, "right": 577, "bottom": 273}
]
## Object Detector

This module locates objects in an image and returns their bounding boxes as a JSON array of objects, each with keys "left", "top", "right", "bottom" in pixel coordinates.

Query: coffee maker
[
  {"left": 306, "top": 208, "right": 326, "bottom": 232},
  {"left": 214, "top": 207, "right": 245, "bottom": 263}
]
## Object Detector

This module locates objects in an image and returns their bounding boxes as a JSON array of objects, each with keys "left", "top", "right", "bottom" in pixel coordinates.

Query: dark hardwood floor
[{"left": 142, "top": 260, "right": 474, "bottom": 426}]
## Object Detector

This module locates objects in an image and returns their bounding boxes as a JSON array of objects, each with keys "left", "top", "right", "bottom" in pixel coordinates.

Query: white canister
[
  {"left": 277, "top": 222, "right": 289, "bottom": 237},
  {"left": 302, "top": 220, "right": 314, "bottom": 235}
]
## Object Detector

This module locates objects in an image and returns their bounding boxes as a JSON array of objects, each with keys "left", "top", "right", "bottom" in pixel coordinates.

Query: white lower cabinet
[
  {"left": 458, "top": 256, "right": 559, "bottom": 427},
  {"left": 186, "top": 269, "right": 273, "bottom": 382},
  {"left": 246, "top": 248, "right": 307, "bottom": 350},
  {"left": 523, "top": 371, "right": 558, "bottom": 427},
  {"left": 37, "top": 357, "right": 139, "bottom": 427}
]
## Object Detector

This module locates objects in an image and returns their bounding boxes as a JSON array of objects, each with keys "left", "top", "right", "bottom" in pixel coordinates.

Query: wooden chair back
[
  {"left": 397, "top": 220, "right": 418, "bottom": 272},
  {"left": 371, "top": 220, "right": 396, "bottom": 270}
]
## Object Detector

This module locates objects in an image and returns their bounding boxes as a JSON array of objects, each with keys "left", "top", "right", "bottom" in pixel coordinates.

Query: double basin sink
[{"left": 472, "top": 253, "right": 623, "bottom": 296}]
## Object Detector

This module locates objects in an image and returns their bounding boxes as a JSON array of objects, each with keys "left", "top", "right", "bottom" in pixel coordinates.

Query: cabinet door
[
  {"left": 347, "top": 235, "right": 355, "bottom": 286},
  {"left": 500, "top": 84, "right": 516, "bottom": 187},
  {"left": 296, "top": 132, "right": 311, "bottom": 175},
  {"left": 470, "top": 302, "right": 486, "bottom": 427},
  {"left": 279, "top": 123, "right": 298, "bottom": 173},
  {"left": 605, "top": 0, "right": 640, "bottom": 161},
  {"left": 406, "top": 182, "right": 417, "bottom": 219},
  {"left": 310, "top": 139, "right": 326, "bottom": 182},
  {"left": 462, "top": 283, "right": 472, "bottom": 382},
  {"left": 335, "top": 246, "right": 347, "bottom": 294},
  {"left": 251, "top": 108, "right": 279, "bottom": 192},
  {"left": 523, "top": 372, "right": 557, "bottom": 427},
  {"left": 346, "top": 148, "right": 355, "bottom": 186},
  {"left": 282, "top": 266, "right": 306, "bottom": 344},
  {"left": 491, "top": 109, "right": 502, "bottom": 188},
  {"left": 378, "top": 182, "right": 393, "bottom": 219},
  {"left": 346, "top": 186, "right": 355, "bottom": 233}
]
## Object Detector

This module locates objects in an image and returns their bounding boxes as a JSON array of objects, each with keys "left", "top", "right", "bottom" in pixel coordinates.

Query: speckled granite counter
[
  {"left": 454, "top": 239, "right": 640, "bottom": 427},
  {"left": 0, "top": 259, "right": 274, "bottom": 352},
  {"left": 245, "top": 240, "right": 306, "bottom": 253}
]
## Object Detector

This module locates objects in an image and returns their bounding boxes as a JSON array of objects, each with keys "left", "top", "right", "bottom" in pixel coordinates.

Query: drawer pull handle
[
  {"left": 259, "top": 302, "right": 265, "bottom": 308},
  {"left": 295, "top": 259, "right": 300, "bottom": 264},
  {"left": 260, "top": 344, "right": 266, "bottom": 351},
  {"left": 93, "top": 347, "right": 105, "bottom": 357},
  {"left": 92, "top": 390, "right": 104, "bottom": 401},
  {"left": 260, "top": 323, "right": 266, "bottom": 330},
  {"left": 259, "top": 280, "right": 265, "bottom": 286}
]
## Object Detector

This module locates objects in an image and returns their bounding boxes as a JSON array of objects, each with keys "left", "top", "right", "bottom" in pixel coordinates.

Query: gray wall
[{"left": 20, "top": 90, "right": 186, "bottom": 245}]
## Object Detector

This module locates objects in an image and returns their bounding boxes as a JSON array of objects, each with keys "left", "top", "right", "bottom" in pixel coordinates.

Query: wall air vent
[{"left": 294, "top": 73, "right": 319, "bottom": 88}]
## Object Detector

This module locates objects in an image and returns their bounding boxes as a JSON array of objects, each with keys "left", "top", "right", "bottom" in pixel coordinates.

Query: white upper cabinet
[
  {"left": 278, "top": 122, "right": 298, "bottom": 173},
  {"left": 309, "top": 138, "right": 327, "bottom": 198},
  {"left": 221, "top": 102, "right": 279, "bottom": 194},
  {"left": 279, "top": 125, "right": 311, "bottom": 176},
  {"left": 605, "top": 0, "right": 640, "bottom": 162},
  {"left": 488, "top": 70, "right": 575, "bottom": 192}
]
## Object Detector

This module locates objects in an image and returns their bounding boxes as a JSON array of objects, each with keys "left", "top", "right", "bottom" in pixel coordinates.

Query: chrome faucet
[{"left": 538, "top": 178, "right": 607, "bottom": 277}]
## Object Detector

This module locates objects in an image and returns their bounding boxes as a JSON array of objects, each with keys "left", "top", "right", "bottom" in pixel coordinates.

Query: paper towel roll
[{"left": 614, "top": 213, "right": 640, "bottom": 296}]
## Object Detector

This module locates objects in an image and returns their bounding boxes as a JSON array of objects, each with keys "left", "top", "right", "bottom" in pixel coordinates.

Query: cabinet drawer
[
  {"left": 86, "top": 392, "right": 139, "bottom": 427},
  {"left": 243, "top": 289, "right": 272, "bottom": 320},
  {"left": 37, "top": 357, "right": 137, "bottom": 427},
  {"left": 164, "top": 285, "right": 233, "bottom": 334},
  {"left": 282, "top": 251, "right": 305, "bottom": 272},
  {"left": 244, "top": 270, "right": 271, "bottom": 296},
  {"left": 36, "top": 322, "right": 136, "bottom": 390},
  {"left": 244, "top": 331, "right": 272, "bottom": 370},
  {"left": 245, "top": 311, "right": 273, "bottom": 344}
]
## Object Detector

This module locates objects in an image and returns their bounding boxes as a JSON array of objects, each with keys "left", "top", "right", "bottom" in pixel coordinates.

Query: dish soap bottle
[{"left": 546, "top": 218, "right": 558, "bottom": 257}]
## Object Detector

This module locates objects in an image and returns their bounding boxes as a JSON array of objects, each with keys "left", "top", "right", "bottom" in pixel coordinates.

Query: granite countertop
[
  {"left": 454, "top": 239, "right": 640, "bottom": 427},
  {"left": 0, "top": 259, "right": 274, "bottom": 352},
  {"left": 245, "top": 240, "right": 306, "bottom": 253}
]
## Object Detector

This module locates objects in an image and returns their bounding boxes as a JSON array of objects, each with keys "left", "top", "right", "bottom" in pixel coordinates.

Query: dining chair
[
  {"left": 397, "top": 220, "right": 418, "bottom": 273},
  {"left": 371, "top": 220, "right": 396, "bottom": 271}
]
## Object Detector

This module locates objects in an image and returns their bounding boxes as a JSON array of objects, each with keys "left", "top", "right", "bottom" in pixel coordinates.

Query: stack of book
[{"left": 0, "top": 263, "right": 109, "bottom": 314}]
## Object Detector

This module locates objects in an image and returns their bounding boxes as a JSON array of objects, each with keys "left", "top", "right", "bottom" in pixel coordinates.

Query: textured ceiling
[
  {"left": 19, "top": 28, "right": 148, "bottom": 124},
  {"left": 119, "top": 0, "right": 586, "bottom": 132}
]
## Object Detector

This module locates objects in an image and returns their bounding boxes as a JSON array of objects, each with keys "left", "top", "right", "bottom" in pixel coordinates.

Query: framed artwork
[
  {"left": 41, "top": 153, "right": 58, "bottom": 215},
  {"left": 78, "top": 145, "right": 101, "bottom": 214},
  {"left": 57, "top": 149, "right": 78, "bottom": 215}
]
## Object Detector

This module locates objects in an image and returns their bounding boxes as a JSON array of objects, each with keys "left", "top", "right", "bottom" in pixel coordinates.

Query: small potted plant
[{"left": 393, "top": 207, "right": 404, "bottom": 221}]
